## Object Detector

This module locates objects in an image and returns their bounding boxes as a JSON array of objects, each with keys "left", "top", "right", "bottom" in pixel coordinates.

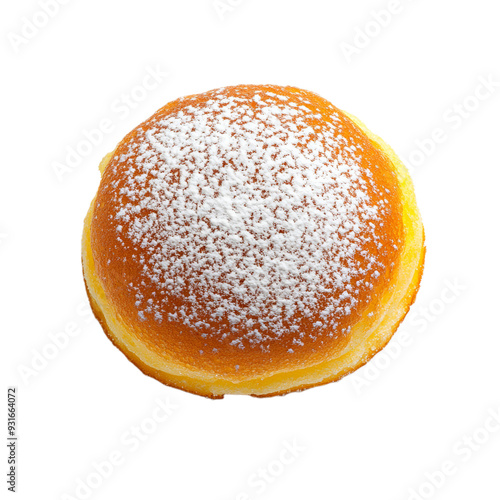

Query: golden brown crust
[
  {"left": 252, "top": 241, "right": 426, "bottom": 398},
  {"left": 82, "top": 84, "right": 425, "bottom": 398},
  {"left": 84, "top": 238, "right": 424, "bottom": 399},
  {"left": 83, "top": 275, "right": 224, "bottom": 399}
]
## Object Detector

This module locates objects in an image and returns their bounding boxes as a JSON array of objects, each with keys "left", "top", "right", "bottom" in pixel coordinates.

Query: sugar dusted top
[{"left": 91, "top": 85, "right": 403, "bottom": 370}]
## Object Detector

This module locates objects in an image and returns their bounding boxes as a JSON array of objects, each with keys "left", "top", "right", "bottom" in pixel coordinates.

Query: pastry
[{"left": 82, "top": 84, "right": 425, "bottom": 398}]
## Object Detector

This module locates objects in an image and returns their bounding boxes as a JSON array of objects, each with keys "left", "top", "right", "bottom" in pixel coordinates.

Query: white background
[{"left": 2, "top": 0, "right": 500, "bottom": 499}]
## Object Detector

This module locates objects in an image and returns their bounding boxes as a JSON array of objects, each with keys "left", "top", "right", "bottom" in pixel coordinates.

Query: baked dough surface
[{"left": 82, "top": 85, "right": 425, "bottom": 398}]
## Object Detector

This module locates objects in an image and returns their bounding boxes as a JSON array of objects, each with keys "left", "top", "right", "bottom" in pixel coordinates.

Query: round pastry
[{"left": 82, "top": 84, "right": 425, "bottom": 398}]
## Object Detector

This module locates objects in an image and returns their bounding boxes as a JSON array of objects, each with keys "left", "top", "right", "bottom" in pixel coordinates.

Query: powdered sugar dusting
[{"left": 106, "top": 85, "right": 395, "bottom": 348}]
